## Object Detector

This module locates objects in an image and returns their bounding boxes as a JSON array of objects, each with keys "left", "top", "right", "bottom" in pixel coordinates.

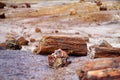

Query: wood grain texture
[{"left": 35, "top": 36, "right": 87, "bottom": 56}]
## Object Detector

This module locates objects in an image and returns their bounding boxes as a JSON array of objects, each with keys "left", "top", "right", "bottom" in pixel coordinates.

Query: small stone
[
  {"left": 35, "top": 28, "right": 41, "bottom": 33},
  {"left": 95, "top": 0, "right": 102, "bottom": 6},
  {"left": 17, "top": 37, "right": 29, "bottom": 45},
  {"left": 51, "top": 31, "right": 54, "bottom": 33},
  {"left": 0, "top": 2, "right": 6, "bottom": 9},
  {"left": 70, "top": 9, "right": 77, "bottom": 15},
  {"left": 30, "top": 38, "right": 36, "bottom": 42},
  {"left": 0, "top": 13, "right": 5, "bottom": 19},
  {"left": 10, "top": 5, "right": 18, "bottom": 9},
  {"left": 26, "top": 34, "right": 30, "bottom": 37},
  {"left": 88, "top": 34, "right": 92, "bottom": 37},
  {"left": 100, "top": 6, "right": 107, "bottom": 11},
  {"left": 55, "top": 30, "right": 59, "bottom": 33},
  {"left": 0, "top": 43, "right": 6, "bottom": 50},
  {"left": 24, "top": 3, "right": 31, "bottom": 8},
  {"left": 89, "top": 40, "right": 120, "bottom": 58},
  {"left": 75, "top": 32, "right": 80, "bottom": 35}
]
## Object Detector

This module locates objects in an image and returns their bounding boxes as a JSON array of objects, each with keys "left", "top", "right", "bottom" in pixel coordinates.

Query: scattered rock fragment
[
  {"left": 10, "top": 3, "right": 30, "bottom": 9},
  {"left": 99, "top": 6, "right": 107, "bottom": 11},
  {"left": 55, "top": 30, "right": 59, "bottom": 33},
  {"left": 0, "top": 13, "right": 5, "bottom": 19},
  {"left": 75, "top": 32, "right": 80, "bottom": 35},
  {"left": 35, "top": 28, "right": 41, "bottom": 33},
  {"left": 30, "top": 38, "right": 36, "bottom": 42},
  {"left": 34, "top": 36, "right": 87, "bottom": 56},
  {"left": 17, "top": 37, "right": 29, "bottom": 45},
  {"left": 70, "top": 9, "right": 77, "bottom": 15},
  {"left": 48, "top": 49, "right": 71, "bottom": 69},
  {"left": 95, "top": 0, "right": 102, "bottom": 6},
  {"left": 0, "top": 43, "right": 6, "bottom": 50},
  {"left": 94, "top": 47, "right": 120, "bottom": 58},
  {"left": 0, "top": 2, "right": 6, "bottom": 9},
  {"left": 10, "top": 5, "right": 18, "bottom": 9},
  {"left": 6, "top": 37, "right": 22, "bottom": 50},
  {"left": 88, "top": 34, "right": 92, "bottom": 38},
  {"left": 24, "top": 3, "right": 31, "bottom": 8}
]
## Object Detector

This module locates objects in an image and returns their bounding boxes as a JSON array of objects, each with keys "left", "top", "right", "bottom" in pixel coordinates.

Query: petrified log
[
  {"left": 94, "top": 47, "right": 120, "bottom": 58},
  {"left": 87, "top": 68, "right": 120, "bottom": 80},
  {"left": 77, "top": 57, "right": 120, "bottom": 80},
  {"left": 10, "top": 5, "right": 18, "bottom": 9},
  {"left": 100, "top": 6, "right": 107, "bottom": 11},
  {"left": 81, "top": 57, "right": 120, "bottom": 72},
  {"left": 34, "top": 36, "right": 87, "bottom": 56},
  {"left": 88, "top": 40, "right": 120, "bottom": 58}
]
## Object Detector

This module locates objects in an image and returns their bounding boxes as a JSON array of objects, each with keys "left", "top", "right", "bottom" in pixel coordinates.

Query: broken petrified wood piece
[
  {"left": 0, "top": 13, "right": 5, "bottom": 19},
  {"left": 88, "top": 40, "right": 120, "bottom": 58},
  {"left": 87, "top": 68, "right": 120, "bottom": 80},
  {"left": 34, "top": 36, "right": 87, "bottom": 56},
  {"left": 6, "top": 37, "right": 22, "bottom": 50},
  {"left": 77, "top": 57, "right": 120, "bottom": 80},
  {"left": 48, "top": 49, "right": 71, "bottom": 69},
  {"left": 17, "top": 37, "right": 29, "bottom": 45},
  {"left": 94, "top": 47, "right": 120, "bottom": 58}
]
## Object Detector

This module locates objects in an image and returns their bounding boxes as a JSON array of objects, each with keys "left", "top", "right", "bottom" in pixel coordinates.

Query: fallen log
[
  {"left": 87, "top": 68, "right": 120, "bottom": 80},
  {"left": 88, "top": 40, "right": 120, "bottom": 58},
  {"left": 94, "top": 47, "right": 120, "bottom": 58},
  {"left": 77, "top": 57, "right": 120, "bottom": 80},
  {"left": 34, "top": 36, "right": 87, "bottom": 56}
]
